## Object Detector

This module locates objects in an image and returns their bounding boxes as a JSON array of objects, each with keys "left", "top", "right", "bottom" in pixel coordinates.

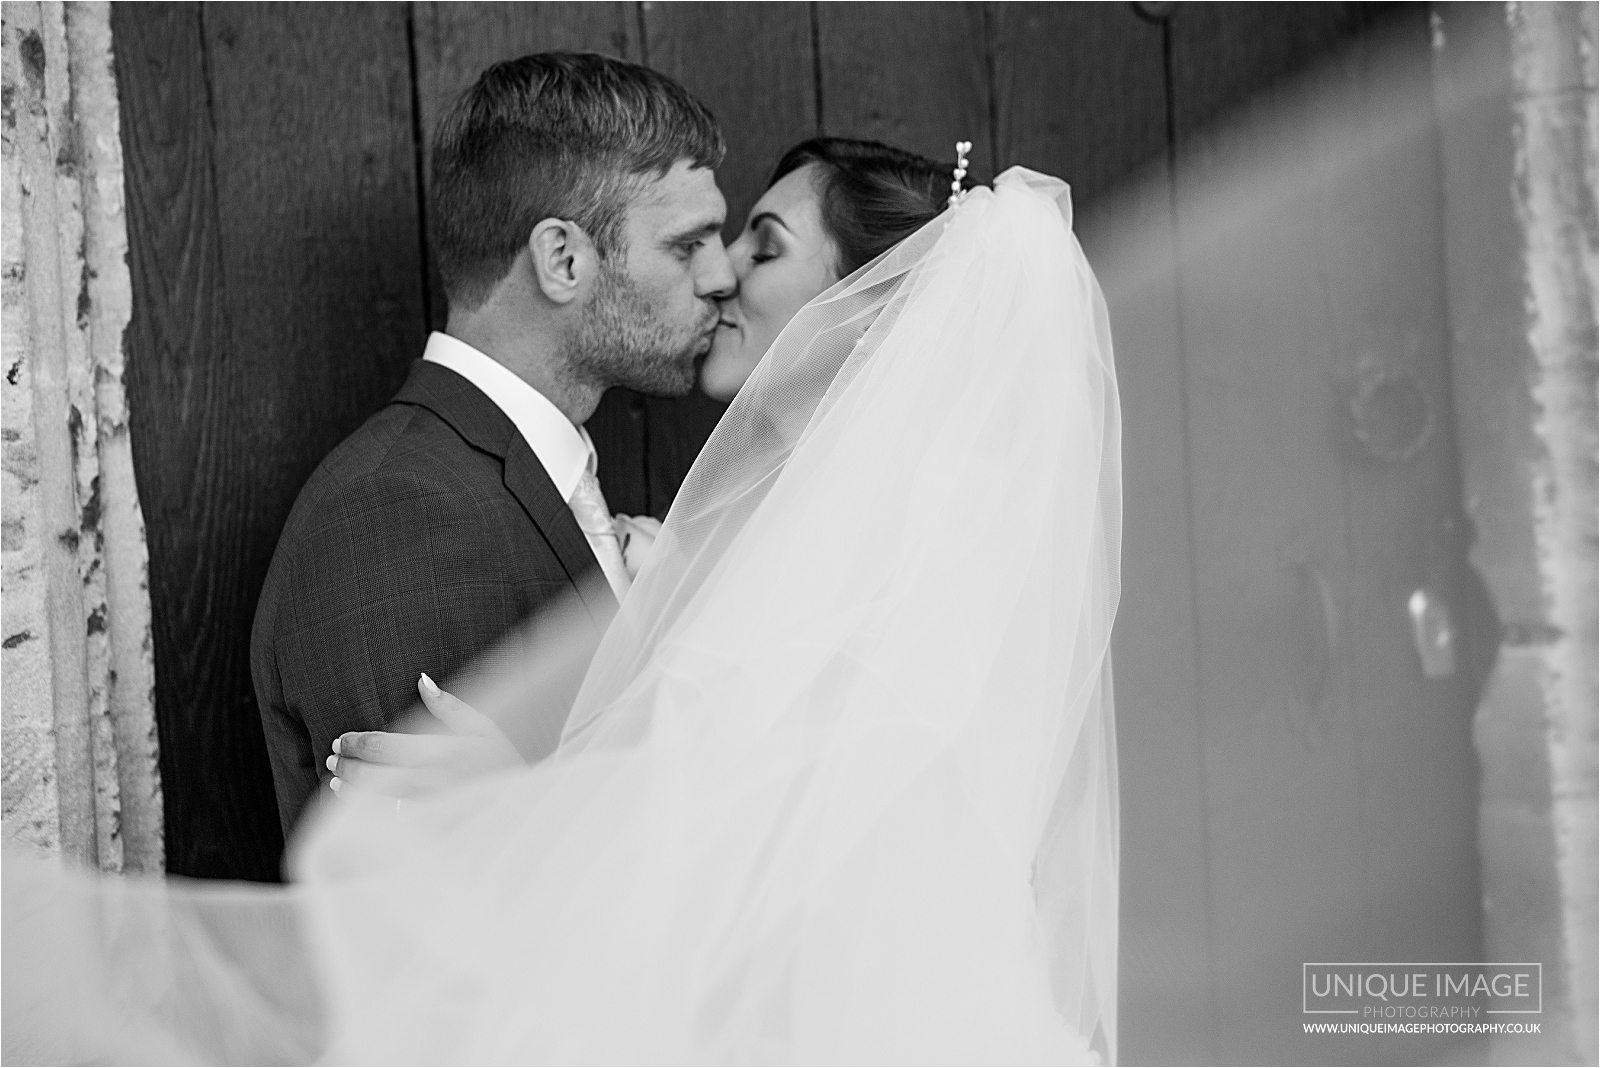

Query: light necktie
[{"left": 568, "top": 468, "right": 631, "bottom": 601}]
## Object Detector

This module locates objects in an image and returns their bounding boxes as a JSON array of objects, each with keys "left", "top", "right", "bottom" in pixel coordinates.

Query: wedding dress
[{"left": 2, "top": 167, "right": 1121, "bottom": 1066}]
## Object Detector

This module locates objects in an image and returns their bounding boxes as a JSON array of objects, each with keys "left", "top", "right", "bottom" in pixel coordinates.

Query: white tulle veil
[{"left": 3, "top": 166, "right": 1120, "bottom": 1065}]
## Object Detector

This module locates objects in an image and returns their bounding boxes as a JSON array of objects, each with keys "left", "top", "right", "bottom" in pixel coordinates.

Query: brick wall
[
  {"left": 1433, "top": 3, "right": 1597, "bottom": 1063},
  {"left": 1, "top": 0, "right": 160, "bottom": 873}
]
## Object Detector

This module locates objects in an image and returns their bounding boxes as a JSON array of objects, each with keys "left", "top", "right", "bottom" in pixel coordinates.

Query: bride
[{"left": 4, "top": 139, "right": 1121, "bottom": 1067}]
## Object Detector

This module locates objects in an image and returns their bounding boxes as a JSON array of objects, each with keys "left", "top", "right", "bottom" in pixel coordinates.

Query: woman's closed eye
[{"left": 749, "top": 222, "right": 782, "bottom": 265}]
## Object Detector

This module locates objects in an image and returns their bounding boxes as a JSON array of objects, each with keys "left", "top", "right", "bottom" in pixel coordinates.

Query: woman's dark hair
[
  {"left": 769, "top": 137, "right": 974, "bottom": 276},
  {"left": 432, "top": 52, "right": 724, "bottom": 311}
]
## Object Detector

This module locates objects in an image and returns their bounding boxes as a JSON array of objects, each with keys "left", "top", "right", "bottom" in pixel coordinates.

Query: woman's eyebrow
[{"left": 748, "top": 211, "right": 792, "bottom": 234}]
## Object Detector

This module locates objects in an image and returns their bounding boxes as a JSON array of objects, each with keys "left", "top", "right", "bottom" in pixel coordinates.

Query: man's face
[{"left": 573, "top": 161, "right": 735, "bottom": 397}]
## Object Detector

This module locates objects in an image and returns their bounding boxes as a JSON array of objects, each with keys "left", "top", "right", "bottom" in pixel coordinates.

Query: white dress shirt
[{"left": 422, "top": 332, "right": 629, "bottom": 600}]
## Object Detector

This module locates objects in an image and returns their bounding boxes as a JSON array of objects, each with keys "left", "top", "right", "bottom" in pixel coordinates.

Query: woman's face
[{"left": 699, "top": 164, "right": 840, "bottom": 401}]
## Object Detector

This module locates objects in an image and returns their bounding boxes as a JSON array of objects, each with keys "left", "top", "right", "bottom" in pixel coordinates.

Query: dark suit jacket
[{"left": 251, "top": 360, "right": 616, "bottom": 836}]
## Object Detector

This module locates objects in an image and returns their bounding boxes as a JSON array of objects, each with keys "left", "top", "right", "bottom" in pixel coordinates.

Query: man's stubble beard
[{"left": 570, "top": 260, "right": 703, "bottom": 399}]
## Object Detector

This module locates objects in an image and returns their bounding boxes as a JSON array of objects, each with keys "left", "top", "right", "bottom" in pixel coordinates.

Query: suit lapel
[{"left": 392, "top": 361, "right": 618, "bottom": 625}]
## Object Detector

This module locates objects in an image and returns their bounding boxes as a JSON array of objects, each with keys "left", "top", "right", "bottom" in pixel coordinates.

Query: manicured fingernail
[
  {"left": 332, "top": 736, "right": 342, "bottom": 755},
  {"left": 330, "top": 777, "right": 342, "bottom": 794},
  {"left": 420, "top": 672, "right": 440, "bottom": 697},
  {"left": 326, "top": 754, "right": 338, "bottom": 773}
]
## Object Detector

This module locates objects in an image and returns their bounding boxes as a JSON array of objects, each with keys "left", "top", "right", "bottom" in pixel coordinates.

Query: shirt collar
[{"left": 422, "top": 331, "right": 596, "bottom": 501}]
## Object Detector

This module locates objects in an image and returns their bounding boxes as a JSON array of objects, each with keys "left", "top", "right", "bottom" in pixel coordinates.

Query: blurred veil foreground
[{"left": 2, "top": 168, "right": 1121, "bottom": 1066}]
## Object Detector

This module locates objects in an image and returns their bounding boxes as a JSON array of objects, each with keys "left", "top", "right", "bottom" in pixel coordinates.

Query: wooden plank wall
[
  {"left": 1169, "top": 6, "right": 1484, "bottom": 1064},
  {"left": 109, "top": 4, "right": 1446, "bottom": 1064},
  {"left": 112, "top": 2, "right": 429, "bottom": 881}
]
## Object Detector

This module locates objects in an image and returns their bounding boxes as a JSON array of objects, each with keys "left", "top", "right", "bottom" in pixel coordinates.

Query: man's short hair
[{"left": 430, "top": 52, "right": 725, "bottom": 311}]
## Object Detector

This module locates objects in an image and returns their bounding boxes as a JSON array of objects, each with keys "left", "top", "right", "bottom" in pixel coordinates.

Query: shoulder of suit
[
  {"left": 310, "top": 400, "right": 501, "bottom": 490},
  {"left": 280, "top": 403, "right": 506, "bottom": 535}
]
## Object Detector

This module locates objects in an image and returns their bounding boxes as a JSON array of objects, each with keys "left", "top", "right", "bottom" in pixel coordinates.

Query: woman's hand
[{"left": 327, "top": 674, "right": 523, "bottom": 800}]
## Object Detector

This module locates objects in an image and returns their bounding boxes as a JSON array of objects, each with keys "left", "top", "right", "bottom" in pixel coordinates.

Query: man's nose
[{"left": 698, "top": 241, "right": 737, "bottom": 302}]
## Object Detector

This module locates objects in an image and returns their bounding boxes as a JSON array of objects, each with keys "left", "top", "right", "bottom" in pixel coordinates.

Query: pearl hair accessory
[{"left": 948, "top": 140, "right": 973, "bottom": 208}]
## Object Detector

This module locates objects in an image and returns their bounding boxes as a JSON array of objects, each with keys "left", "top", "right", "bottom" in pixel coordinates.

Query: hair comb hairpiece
[{"left": 948, "top": 140, "right": 973, "bottom": 208}]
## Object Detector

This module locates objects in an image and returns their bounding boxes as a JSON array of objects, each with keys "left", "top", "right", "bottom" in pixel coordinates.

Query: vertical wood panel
[
  {"left": 410, "top": 1, "right": 650, "bottom": 516},
  {"left": 411, "top": 1, "right": 641, "bottom": 165},
  {"left": 113, "top": 1, "right": 428, "bottom": 878},
  {"left": 993, "top": 6, "right": 1217, "bottom": 1063},
  {"left": 992, "top": 2, "right": 1169, "bottom": 204},
  {"left": 641, "top": 1, "right": 816, "bottom": 243},
  {"left": 1172, "top": 9, "right": 1374, "bottom": 1058},
  {"left": 638, "top": 1, "right": 818, "bottom": 514},
  {"left": 1177, "top": 109, "right": 1367, "bottom": 1067},
  {"left": 204, "top": 2, "right": 429, "bottom": 512},
  {"left": 1275, "top": 0, "right": 1484, "bottom": 1000},
  {"left": 815, "top": 2, "right": 992, "bottom": 177},
  {"left": 1169, "top": 5, "right": 1480, "bottom": 1062},
  {"left": 112, "top": 2, "right": 279, "bottom": 880}
]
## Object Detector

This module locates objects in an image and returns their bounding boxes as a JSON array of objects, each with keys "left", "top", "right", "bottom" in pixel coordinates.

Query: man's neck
[{"left": 444, "top": 314, "right": 604, "bottom": 426}]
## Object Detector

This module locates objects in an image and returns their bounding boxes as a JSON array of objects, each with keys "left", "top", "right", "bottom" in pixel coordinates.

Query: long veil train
[{"left": 2, "top": 167, "right": 1121, "bottom": 1066}]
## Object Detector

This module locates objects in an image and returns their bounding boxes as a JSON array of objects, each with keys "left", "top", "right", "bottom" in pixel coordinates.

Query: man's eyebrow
[{"left": 663, "top": 215, "right": 725, "bottom": 244}]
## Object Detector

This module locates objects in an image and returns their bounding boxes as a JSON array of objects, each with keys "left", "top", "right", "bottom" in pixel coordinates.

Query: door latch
[{"left": 1407, "top": 587, "right": 1456, "bottom": 679}]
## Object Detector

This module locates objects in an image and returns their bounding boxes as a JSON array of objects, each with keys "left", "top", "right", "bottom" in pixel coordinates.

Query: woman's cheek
[
  {"left": 701, "top": 320, "right": 770, "bottom": 400},
  {"left": 742, "top": 282, "right": 784, "bottom": 364}
]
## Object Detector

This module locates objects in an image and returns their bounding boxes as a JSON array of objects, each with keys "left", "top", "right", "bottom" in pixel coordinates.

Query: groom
[{"left": 252, "top": 53, "right": 734, "bottom": 836}]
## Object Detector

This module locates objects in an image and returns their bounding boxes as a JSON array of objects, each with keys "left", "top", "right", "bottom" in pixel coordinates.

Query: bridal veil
[{"left": 3, "top": 167, "right": 1121, "bottom": 1065}]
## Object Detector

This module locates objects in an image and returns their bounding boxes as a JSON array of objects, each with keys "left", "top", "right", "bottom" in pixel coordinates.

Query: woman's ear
[{"left": 528, "top": 218, "right": 595, "bottom": 305}]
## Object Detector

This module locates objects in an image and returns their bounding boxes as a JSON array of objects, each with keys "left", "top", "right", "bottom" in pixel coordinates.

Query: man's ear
[{"left": 528, "top": 218, "right": 595, "bottom": 305}]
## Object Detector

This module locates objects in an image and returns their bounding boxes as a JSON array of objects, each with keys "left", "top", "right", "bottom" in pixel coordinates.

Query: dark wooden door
[
  {"left": 111, "top": 4, "right": 1484, "bottom": 1063},
  {"left": 1164, "top": 5, "right": 1488, "bottom": 1064},
  {"left": 112, "top": 2, "right": 430, "bottom": 880}
]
